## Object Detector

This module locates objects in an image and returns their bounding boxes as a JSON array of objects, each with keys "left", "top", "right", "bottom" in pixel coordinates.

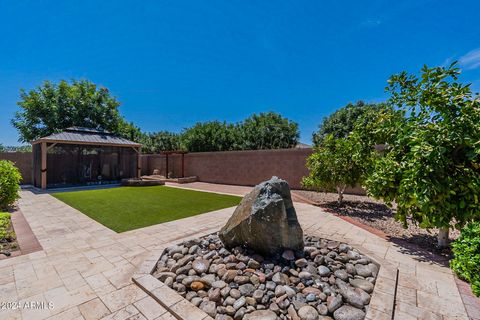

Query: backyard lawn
[{"left": 53, "top": 186, "right": 241, "bottom": 232}]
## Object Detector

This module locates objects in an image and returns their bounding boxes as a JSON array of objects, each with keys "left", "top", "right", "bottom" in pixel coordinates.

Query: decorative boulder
[{"left": 219, "top": 176, "right": 304, "bottom": 255}]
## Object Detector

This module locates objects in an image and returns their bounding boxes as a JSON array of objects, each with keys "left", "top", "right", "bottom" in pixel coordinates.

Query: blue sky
[{"left": 1, "top": 0, "right": 480, "bottom": 145}]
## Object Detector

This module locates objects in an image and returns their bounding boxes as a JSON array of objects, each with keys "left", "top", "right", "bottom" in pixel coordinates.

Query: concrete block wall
[
  {"left": 2, "top": 149, "right": 365, "bottom": 194},
  {"left": 0, "top": 152, "right": 32, "bottom": 184}
]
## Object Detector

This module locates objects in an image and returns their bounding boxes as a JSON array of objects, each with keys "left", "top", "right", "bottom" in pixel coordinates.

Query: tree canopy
[
  {"left": 12, "top": 80, "right": 125, "bottom": 142},
  {"left": 11, "top": 80, "right": 300, "bottom": 153},
  {"left": 312, "top": 101, "right": 383, "bottom": 146},
  {"left": 142, "top": 131, "right": 181, "bottom": 153},
  {"left": 236, "top": 112, "right": 299, "bottom": 150},
  {"left": 180, "top": 121, "right": 237, "bottom": 152}
]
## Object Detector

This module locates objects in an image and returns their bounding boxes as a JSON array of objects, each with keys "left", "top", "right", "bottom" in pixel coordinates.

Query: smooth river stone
[
  {"left": 192, "top": 259, "right": 210, "bottom": 274},
  {"left": 349, "top": 278, "right": 374, "bottom": 293},
  {"left": 333, "top": 305, "right": 365, "bottom": 320}
]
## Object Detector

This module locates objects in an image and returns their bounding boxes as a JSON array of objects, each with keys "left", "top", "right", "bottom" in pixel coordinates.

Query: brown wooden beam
[
  {"left": 46, "top": 143, "right": 57, "bottom": 151},
  {"left": 32, "top": 139, "right": 141, "bottom": 148}
]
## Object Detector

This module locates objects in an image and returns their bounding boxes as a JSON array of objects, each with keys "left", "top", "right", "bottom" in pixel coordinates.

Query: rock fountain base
[
  {"left": 132, "top": 177, "right": 397, "bottom": 320},
  {"left": 150, "top": 233, "right": 379, "bottom": 320}
]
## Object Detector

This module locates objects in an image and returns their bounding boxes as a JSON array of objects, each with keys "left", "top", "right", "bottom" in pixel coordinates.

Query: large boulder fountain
[
  {"left": 139, "top": 177, "right": 391, "bottom": 320},
  {"left": 219, "top": 176, "right": 304, "bottom": 256}
]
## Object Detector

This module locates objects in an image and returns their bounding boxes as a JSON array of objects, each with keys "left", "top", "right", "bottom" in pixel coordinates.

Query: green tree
[
  {"left": 0, "top": 144, "right": 4, "bottom": 153},
  {"left": 313, "top": 101, "right": 383, "bottom": 146},
  {"left": 142, "top": 131, "right": 181, "bottom": 153},
  {"left": 302, "top": 135, "right": 362, "bottom": 203},
  {"left": 12, "top": 80, "right": 125, "bottom": 142},
  {"left": 237, "top": 112, "right": 299, "bottom": 150},
  {"left": 118, "top": 121, "right": 145, "bottom": 143},
  {"left": 365, "top": 63, "right": 480, "bottom": 247},
  {"left": 181, "top": 121, "right": 237, "bottom": 152}
]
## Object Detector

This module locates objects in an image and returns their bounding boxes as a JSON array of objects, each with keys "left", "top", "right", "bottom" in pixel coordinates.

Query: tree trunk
[
  {"left": 437, "top": 227, "right": 449, "bottom": 248},
  {"left": 336, "top": 186, "right": 345, "bottom": 205}
]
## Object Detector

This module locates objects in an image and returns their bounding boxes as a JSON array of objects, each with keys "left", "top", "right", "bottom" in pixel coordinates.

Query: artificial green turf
[{"left": 53, "top": 186, "right": 241, "bottom": 232}]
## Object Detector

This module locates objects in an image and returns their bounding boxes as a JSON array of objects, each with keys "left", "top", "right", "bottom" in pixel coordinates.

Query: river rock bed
[{"left": 153, "top": 234, "right": 378, "bottom": 320}]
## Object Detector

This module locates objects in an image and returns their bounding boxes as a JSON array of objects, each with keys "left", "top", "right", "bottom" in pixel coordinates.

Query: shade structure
[{"left": 31, "top": 127, "right": 142, "bottom": 189}]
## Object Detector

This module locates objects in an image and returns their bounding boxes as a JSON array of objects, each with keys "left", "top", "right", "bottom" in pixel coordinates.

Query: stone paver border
[
  {"left": 133, "top": 231, "right": 398, "bottom": 320},
  {"left": 455, "top": 277, "right": 480, "bottom": 320}
]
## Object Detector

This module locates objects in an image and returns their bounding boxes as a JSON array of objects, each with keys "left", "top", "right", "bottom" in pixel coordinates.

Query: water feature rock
[
  {"left": 155, "top": 233, "right": 378, "bottom": 320},
  {"left": 219, "top": 177, "right": 304, "bottom": 255}
]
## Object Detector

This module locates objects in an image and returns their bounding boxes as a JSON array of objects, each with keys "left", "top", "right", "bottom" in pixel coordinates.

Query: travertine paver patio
[{"left": 0, "top": 186, "right": 472, "bottom": 320}]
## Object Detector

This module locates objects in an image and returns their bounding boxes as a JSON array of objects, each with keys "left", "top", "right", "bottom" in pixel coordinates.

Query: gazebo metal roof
[{"left": 31, "top": 127, "right": 141, "bottom": 147}]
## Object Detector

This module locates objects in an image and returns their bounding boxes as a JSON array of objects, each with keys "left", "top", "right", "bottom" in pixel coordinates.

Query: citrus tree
[
  {"left": 365, "top": 63, "right": 480, "bottom": 247},
  {"left": 303, "top": 134, "right": 362, "bottom": 204}
]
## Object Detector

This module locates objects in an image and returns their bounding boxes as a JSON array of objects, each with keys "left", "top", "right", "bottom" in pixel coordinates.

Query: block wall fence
[
  {"left": 1, "top": 149, "right": 365, "bottom": 194},
  {"left": 0, "top": 152, "right": 32, "bottom": 184},
  {"left": 141, "top": 148, "right": 365, "bottom": 194}
]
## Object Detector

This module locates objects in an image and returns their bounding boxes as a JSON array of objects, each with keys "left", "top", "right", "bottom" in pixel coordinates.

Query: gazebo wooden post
[{"left": 41, "top": 142, "right": 47, "bottom": 189}]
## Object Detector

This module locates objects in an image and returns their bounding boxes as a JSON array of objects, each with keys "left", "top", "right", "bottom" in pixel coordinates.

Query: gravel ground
[{"left": 294, "top": 190, "right": 459, "bottom": 260}]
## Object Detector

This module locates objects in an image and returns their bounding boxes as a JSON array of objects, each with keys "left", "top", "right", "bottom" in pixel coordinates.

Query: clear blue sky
[{"left": 1, "top": 0, "right": 480, "bottom": 145}]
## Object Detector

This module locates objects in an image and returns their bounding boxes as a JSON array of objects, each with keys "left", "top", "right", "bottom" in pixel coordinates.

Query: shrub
[
  {"left": 450, "top": 221, "right": 480, "bottom": 296},
  {"left": 0, "top": 160, "right": 22, "bottom": 209},
  {"left": 0, "top": 212, "right": 15, "bottom": 241}
]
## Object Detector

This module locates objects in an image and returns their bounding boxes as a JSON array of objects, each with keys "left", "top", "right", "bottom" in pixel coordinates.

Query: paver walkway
[{"left": 0, "top": 185, "right": 473, "bottom": 320}]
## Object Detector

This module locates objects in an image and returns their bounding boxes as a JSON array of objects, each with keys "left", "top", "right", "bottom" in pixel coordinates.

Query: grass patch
[{"left": 53, "top": 186, "right": 241, "bottom": 232}]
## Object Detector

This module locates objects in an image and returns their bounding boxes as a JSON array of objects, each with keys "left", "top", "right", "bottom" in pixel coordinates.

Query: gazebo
[{"left": 31, "top": 127, "right": 142, "bottom": 189}]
